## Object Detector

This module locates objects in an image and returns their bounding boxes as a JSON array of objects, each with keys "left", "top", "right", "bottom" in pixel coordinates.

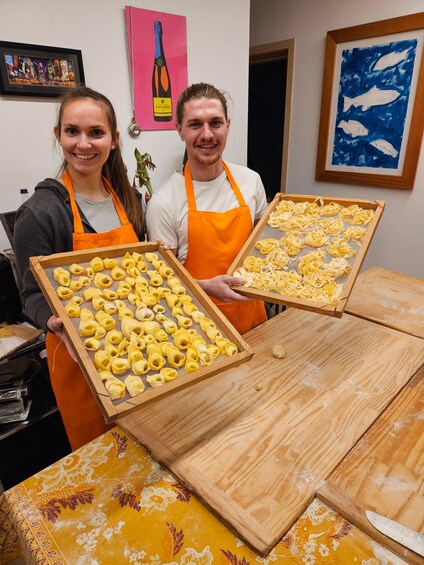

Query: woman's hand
[
  {"left": 196, "top": 275, "right": 250, "bottom": 303},
  {"left": 47, "top": 315, "right": 78, "bottom": 362}
]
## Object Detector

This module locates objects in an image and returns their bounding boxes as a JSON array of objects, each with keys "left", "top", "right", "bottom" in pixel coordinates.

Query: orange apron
[
  {"left": 46, "top": 171, "right": 139, "bottom": 451},
  {"left": 183, "top": 162, "right": 267, "bottom": 334}
]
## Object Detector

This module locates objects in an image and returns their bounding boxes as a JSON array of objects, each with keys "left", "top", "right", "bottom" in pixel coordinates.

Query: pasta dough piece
[
  {"left": 98, "top": 370, "right": 113, "bottom": 382},
  {"left": 304, "top": 230, "right": 329, "bottom": 247},
  {"left": 153, "top": 329, "right": 169, "bottom": 342},
  {"left": 117, "top": 339, "right": 129, "bottom": 356},
  {"left": 124, "top": 375, "right": 145, "bottom": 397},
  {"left": 140, "top": 320, "right": 160, "bottom": 335},
  {"left": 184, "top": 359, "right": 199, "bottom": 374},
  {"left": 135, "top": 306, "right": 155, "bottom": 321},
  {"left": 144, "top": 252, "right": 159, "bottom": 263},
  {"left": 103, "top": 257, "right": 118, "bottom": 269},
  {"left": 84, "top": 338, "right": 102, "bottom": 351},
  {"left": 79, "top": 319, "right": 98, "bottom": 337},
  {"left": 111, "top": 357, "right": 130, "bottom": 375},
  {"left": 94, "top": 273, "right": 113, "bottom": 289},
  {"left": 85, "top": 267, "right": 95, "bottom": 280},
  {"left": 117, "top": 305, "right": 134, "bottom": 320},
  {"left": 127, "top": 266, "right": 140, "bottom": 278},
  {"left": 105, "top": 376, "right": 126, "bottom": 400},
  {"left": 319, "top": 201, "right": 342, "bottom": 216},
  {"left": 121, "top": 317, "right": 144, "bottom": 339},
  {"left": 255, "top": 238, "right": 281, "bottom": 254},
  {"left": 53, "top": 267, "right": 70, "bottom": 286},
  {"left": 146, "top": 373, "right": 166, "bottom": 388},
  {"left": 136, "top": 259, "right": 148, "bottom": 272},
  {"left": 90, "top": 256, "right": 104, "bottom": 272},
  {"left": 147, "top": 270, "right": 163, "bottom": 286},
  {"left": 148, "top": 351, "right": 166, "bottom": 371},
  {"left": 176, "top": 315, "right": 192, "bottom": 329},
  {"left": 65, "top": 302, "right": 81, "bottom": 317},
  {"left": 56, "top": 286, "right": 73, "bottom": 300},
  {"left": 207, "top": 344, "right": 220, "bottom": 359},
  {"left": 95, "top": 311, "right": 115, "bottom": 331},
  {"left": 127, "top": 346, "right": 144, "bottom": 364},
  {"left": 158, "top": 264, "right": 173, "bottom": 278},
  {"left": 94, "top": 350, "right": 112, "bottom": 371},
  {"left": 327, "top": 238, "right": 356, "bottom": 258},
  {"left": 103, "top": 301, "right": 118, "bottom": 315},
  {"left": 102, "top": 289, "right": 119, "bottom": 300},
  {"left": 83, "top": 288, "right": 103, "bottom": 301},
  {"left": 80, "top": 308, "right": 94, "bottom": 319},
  {"left": 69, "top": 263, "right": 85, "bottom": 275},
  {"left": 272, "top": 344, "right": 286, "bottom": 358},
  {"left": 111, "top": 266, "right": 126, "bottom": 281},
  {"left": 92, "top": 296, "right": 106, "bottom": 310},
  {"left": 94, "top": 325, "right": 107, "bottom": 339},
  {"left": 131, "top": 358, "right": 150, "bottom": 375},
  {"left": 105, "top": 343, "right": 119, "bottom": 358},
  {"left": 69, "top": 279, "right": 84, "bottom": 291},
  {"left": 160, "top": 368, "right": 178, "bottom": 382},
  {"left": 121, "top": 253, "right": 136, "bottom": 269},
  {"left": 163, "top": 319, "right": 178, "bottom": 334},
  {"left": 105, "top": 330, "right": 123, "bottom": 345},
  {"left": 173, "top": 331, "right": 191, "bottom": 350},
  {"left": 166, "top": 345, "right": 186, "bottom": 368}
]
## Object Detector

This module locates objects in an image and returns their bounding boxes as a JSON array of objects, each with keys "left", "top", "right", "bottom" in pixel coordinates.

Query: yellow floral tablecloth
[{"left": 0, "top": 427, "right": 406, "bottom": 564}]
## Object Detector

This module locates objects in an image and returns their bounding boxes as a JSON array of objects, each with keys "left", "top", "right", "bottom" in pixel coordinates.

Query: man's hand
[
  {"left": 47, "top": 315, "right": 78, "bottom": 362},
  {"left": 197, "top": 275, "right": 250, "bottom": 303}
]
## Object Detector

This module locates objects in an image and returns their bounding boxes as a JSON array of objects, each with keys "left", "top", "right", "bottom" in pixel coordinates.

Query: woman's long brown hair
[{"left": 55, "top": 86, "right": 144, "bottom": 237}]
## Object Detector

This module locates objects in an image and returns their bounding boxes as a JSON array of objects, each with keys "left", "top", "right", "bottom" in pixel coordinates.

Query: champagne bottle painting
[
  {"left": 125, "top": 7, "right": 187, "bottom": 131},
  {"left": 152, "top": 20, "right": 172, "bottom": 122}
]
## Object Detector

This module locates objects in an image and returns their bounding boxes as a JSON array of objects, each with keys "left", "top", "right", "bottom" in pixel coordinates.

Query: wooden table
[
  {"left": 120, "top": 308, "right": 424, "bottom": 555},
  {"left": 1, "top": 267, "right": 423, "bottom": 562},
  {"left": 346, "top": 266, "right": 424, "bottom": 338},
  {"left": 0, "top": 427, "right": 407, "bottom": 565}
]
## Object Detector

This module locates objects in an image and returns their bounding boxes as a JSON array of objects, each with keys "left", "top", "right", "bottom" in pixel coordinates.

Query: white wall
[
  {"left": 250, "top": 0, "right": 424, "bottom": 278},
  {"left": 0, "top": 0, "right": 250, "bottom": 251}
]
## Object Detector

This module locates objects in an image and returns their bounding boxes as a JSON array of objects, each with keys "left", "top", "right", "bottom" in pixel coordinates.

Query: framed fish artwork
[{"left": 316, "top": 12, "right": 424, "bottom": 189}]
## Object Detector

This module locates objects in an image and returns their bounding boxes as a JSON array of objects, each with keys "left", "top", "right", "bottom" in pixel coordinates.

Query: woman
[{"left": 14, "top": 86, "right": 145, "bottom": 450}]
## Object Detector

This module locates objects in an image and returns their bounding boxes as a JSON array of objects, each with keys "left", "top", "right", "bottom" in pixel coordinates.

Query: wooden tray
[
  {"left": 119, "top": 308, "right": 424, "bottom": 555},
  {"left": 30, "top": 242, "right": 253, "bottom": 422},
  {"left": 317, "top": 365, "right": 424, "bottom": 564},
  {"left": 228, "top": 194, "right": 384, "bottom": 317},
  {"left": 346, "top": 267, "right": 424, "bottom": 338}
]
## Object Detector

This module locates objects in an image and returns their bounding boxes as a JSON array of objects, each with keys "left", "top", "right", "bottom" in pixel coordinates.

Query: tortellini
[
  {"left": 234, "top": 197, "right": 375, "bottom": 306},
  {"left": 52, "top": 248, "right": 240, "bottom": 401}
]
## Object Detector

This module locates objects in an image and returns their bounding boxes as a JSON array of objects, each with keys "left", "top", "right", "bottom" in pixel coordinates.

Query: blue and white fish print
[{"left": 332, "top": 39, "right": 417, "bottom": 169}]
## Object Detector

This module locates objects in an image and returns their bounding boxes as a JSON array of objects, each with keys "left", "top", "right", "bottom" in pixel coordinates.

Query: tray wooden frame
[
  {"left": 228, "top": 193, "right": 385, "bottom": 317},
  {"left": 30, "top": 242, "right": 253, "bottom": 422}
]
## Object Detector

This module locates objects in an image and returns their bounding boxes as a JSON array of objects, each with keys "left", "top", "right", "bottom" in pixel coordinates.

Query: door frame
[{"left": 249, "top": 38, "right": 295, "bottom": 194}]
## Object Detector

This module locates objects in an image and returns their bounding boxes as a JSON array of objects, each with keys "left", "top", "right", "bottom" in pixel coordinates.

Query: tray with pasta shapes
[
  {"left": 228, "top": 193, "right": 384, "bottom": 317},
  {"left": 30, "top": 242, "right": 254, "bottom": 421}
]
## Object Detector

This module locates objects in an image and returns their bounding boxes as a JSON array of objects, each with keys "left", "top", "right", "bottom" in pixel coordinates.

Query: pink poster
[{"left": 125, "top": 6, "right": 188, "bottom": 131}]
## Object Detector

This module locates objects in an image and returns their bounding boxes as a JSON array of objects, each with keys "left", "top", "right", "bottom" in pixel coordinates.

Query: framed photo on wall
[
  {"left": 0, "top": 41, "right": 85, "bottom": 97},
  {"left": 316, "top": 12, "right": 424, "bottom": 189}
]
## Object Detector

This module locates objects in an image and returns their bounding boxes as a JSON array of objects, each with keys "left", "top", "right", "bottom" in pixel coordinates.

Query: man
[{"left": 146, "top": 82, "right": 268, "bottom": 334}]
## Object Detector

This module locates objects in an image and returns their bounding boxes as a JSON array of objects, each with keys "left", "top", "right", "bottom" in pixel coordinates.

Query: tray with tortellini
[
  {"left": 228, "top": 193, "right": 384, "bottom": 317},
  {"left": 30, "top": 242, "right": 254, "bottom": 421}
]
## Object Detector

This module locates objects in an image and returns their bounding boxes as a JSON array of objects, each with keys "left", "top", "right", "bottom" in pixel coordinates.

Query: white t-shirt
[{"left": 146, "top": 162, "right": 267, "bottom": 263}]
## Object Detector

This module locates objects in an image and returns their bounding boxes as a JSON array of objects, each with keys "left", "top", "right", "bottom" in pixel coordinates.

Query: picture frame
[
  {"left": 0, "top": 40, "right": 85, "bottom": 98},
  {"left": 316, "top": 12, "right": 424, "bottom": 189}
]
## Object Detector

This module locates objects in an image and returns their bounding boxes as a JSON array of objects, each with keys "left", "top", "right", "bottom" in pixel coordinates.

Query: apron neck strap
[
  {"left": 61, "top": 170, "right": 130, "bottom": 234},
  {"left": 184, "top": 161, "right": 246, "bottom": 211}
]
